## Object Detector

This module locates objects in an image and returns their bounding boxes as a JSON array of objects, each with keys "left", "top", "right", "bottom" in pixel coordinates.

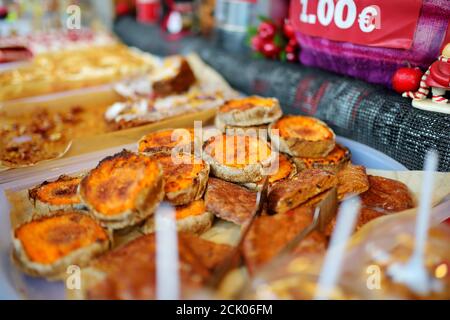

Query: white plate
[{"left": 0, "top": 137, "right": 407, "bottom": 300}]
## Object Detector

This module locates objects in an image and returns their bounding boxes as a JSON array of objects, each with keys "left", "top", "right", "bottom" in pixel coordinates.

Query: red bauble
[
  {"left": 392, "top": 67, "right": 423, "bottom": 93},
  {"left": 251, "top": 35, "right": 264, "bottom": 52},
  {"left": 262, "top": 42, "right": 280, "bottom": 59},
  {"left": 258, "top": 21, "right": 276, "bottom": 40},
  {"left": 283, "top": 20, "right": 296, "bottom": 39}
]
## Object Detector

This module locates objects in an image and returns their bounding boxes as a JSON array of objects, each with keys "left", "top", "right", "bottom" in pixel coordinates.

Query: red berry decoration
[
  {"left": 251, "top": 35, "right": 264, "bottom": 52},
  {"left": 116, "top": 1, "right": 131, "bottom": 17},
  {"left": 286, "top": 52, "right": 297, "bottom": 63},
  {"left": 249, "top": 18, "right": 300, "bottom": 64},
  {"left": 283, "top": 20, "right": 296, "bottom": 39},
  {"left": 258, "top": 21, "right": 276, "bottom": 40},
  {"left": 392, "top": 67, "right": 423, "bottom": 93},
  {"left": 262, "top": 41, "right": 280, "bottom": 59}
]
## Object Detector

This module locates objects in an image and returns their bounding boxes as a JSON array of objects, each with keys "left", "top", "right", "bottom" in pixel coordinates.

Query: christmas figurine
[{"left": 400, "top": 43, "right": 450, "bottom": 114}]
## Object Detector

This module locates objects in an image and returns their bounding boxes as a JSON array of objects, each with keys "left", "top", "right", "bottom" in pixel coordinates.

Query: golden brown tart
[
  {"left": 243, "top": 206, "right": 327, "bottom": 274},
  {"left": 151, "top": 152, "right": 209, "bottom": 205},
  {"left": 138, "top": 128, "right": 197, "bottom": 155},
  {"left": 143, "top": 200, "right": 214, "bottom": 234},
  {"left": 292, "top": 143, "right": 350, "bottom": 172},
  {"left": 269, "top": 115, "right": 336, "bottom": 158},
  {"left": 28, "top": 175, "right": 84, "bottom": 216},
  {"left": 77, "top": 233, "right": 232, "bottom": 300},
  {"left": 203, "top": 134, "right": 274, "bottom": 183},
  {"left": 215, "top": 96, "right": 282, "bottom": 130},
  {"left": 79, "top": 150, "right": 164, "bottom": 230},
  {"left": 204, "top": 177, "right": 257, "bottom": 225},
  {"left": 244, "top": 153, "right": 297, "bottom": 190},
  {"left": 12, "top": 211, "right": 111, "bottom": 279},
  {"left": 268, "top": 169, "right": 337, "bottom": 214}
]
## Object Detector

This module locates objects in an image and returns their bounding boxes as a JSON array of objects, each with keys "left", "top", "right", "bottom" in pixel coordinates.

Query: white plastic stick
[
  {"left": 315, "top": 197, "right": 361, "bottom": 300},
  {"left": 155, "top": 203, "right": 180, "bottom": 300},
  {"left": 388, "top": 150, "right": 440, "bottom": 294}
]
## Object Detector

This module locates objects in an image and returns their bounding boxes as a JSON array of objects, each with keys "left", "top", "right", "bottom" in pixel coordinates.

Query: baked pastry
[
  {"left": 292, "top": 143, "right": 351, "bottom": 172},
  {"left": 77, "top": 233, "right": 232, "bottom": 299},
  {"left": 267, "top": 169, "right": 337, "bottom": 214},
  {"left": 203, "top": 134, "right": 274, "bottom": 183},
  {"left": 12, "top": 211, "right": 111, "bottom": 279},
  {"left": 360, "top": 175, "right": 415, "bottom": 212},
  {"left": 143, "top": 200, "right": 214, "bottom": 234},
  {"left": 243, "top": 153, "right": 297, "bottom": 190},
  {"left": 215, "top": 116, "right": 269, "bottom": 135},
  {"left": 243, "top": 206, "right": 327, "bottom": 273},
  {"left": 215, "top": 96, "right": 282, "bottom": 129},
  {"left": 325, "top": 175, "right": 415, "bottom": 236},
  {"left": 204, "top": 177, "right": 257, "bottom": 225},
  {"left": 151, "top": 153, "right": 209, "bottom": 205},
  {"left": 138, "top": 128, "right": 199, "bottom": 155},
  {"left": 79, "top": 150, "right": 164, "bottom": 230},
  {"left": 28, "top": 175, "right": 85, "bottom": 216},
  {"left": 269, "top": 115, "right": 335, "bottom": 158},
  {"left": 0, "top": 44, "right": 156, "bottom": 102},
  {"left": 152, "top": 56, "right": 196, "bottom": 97},
  {"left": 336, "top": 164, "right": 370, "bottom": 200}
]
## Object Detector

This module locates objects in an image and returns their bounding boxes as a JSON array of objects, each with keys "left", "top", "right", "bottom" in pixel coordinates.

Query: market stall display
[{"left": 2, "top": 96, "right": 448, "bottom": 300}]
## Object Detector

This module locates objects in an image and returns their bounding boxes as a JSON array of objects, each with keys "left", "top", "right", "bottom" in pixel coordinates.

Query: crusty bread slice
[
  {"left": 202, "top": 134, "right": 275, "bottom": 184},
  {"left": 28, "top": 175, "right": 86, "bottom": 217},
  {"left": 70, "top": 233, "right": 232, "bottom": 300},
  {"left": 292, "top": 143, "right": 350, "bottom": 173},
  {"left": 143, "top": 200, "right": 214, "bottom": 234},
  {"left": 151, "top": 153, "right": 209, "bottom": 206},
  {"left": 12, "top": 211, "right": 111, "bottom": 280},
  {"left": 269, "top": 115, "right": 336, "bottom": 158},
  {"left": 216, "top": 96, "right": 282, "bottom": 128},
  {"left": 79, "top": 150, "right": 164, "bottom": 230},
  {"left": 204, "top": 177, "right": 257, "bottom": 225},
  {"left": 267, "top": 169, "right": 337, "bottom": 214}
]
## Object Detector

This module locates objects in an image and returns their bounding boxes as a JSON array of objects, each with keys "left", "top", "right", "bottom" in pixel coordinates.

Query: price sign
[{"left": 290, "top": 0, "right": 423, "bottom": 49}]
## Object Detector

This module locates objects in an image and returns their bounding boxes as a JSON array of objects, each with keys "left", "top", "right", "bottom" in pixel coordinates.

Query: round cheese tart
[
  {"left": 151, "top": 152, "right": 209, "bottom": 205},
  {"left": 203, "top": 134, "right": 274, "bottom": 183},
  {"left": 28, "top": 175, "right": 85, "bottom": 216},
  {"left": 138, "top": 128, "right": 198, "bottom": 155},
  {"left": 79, "top": 150, "right": 164, "bottom": 230},
  {"left": 216, "top": 96, "right": 282, "bottom": 130},
  {"left": 292, "top": 143, "right": 351, "bottom": 172},
  {"left": 269, "top": 115, "right": 335, "bottom": 158},
  {"left": 244, "top": 153, "right": 297, "bottom": 190},
  {"left": 12, "top": 211, "right": 111, "bottom": 279},
  {"left": 143, "top": 200, "right": 214, "bottom": 234}
]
